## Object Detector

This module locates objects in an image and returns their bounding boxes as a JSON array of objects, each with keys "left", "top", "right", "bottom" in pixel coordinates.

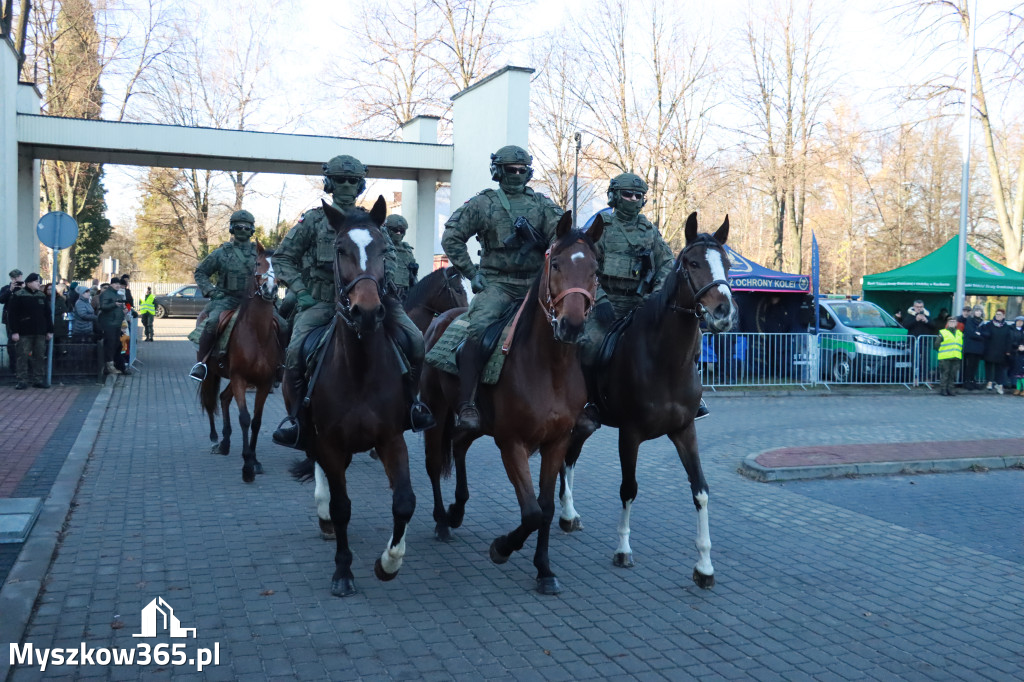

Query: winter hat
[
  {"left": 1015, "top": 316, "right": 1024, "bottom": 323},
  {"left": 24, "top": 273, "right": 41, "bottom": 284}
]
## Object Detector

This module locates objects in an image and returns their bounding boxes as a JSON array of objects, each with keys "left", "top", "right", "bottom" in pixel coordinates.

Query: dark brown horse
[
  {"left": 404, "top": 267, "right": 468, "bottom": 333},
  {"left": 557, "top": 212, "right": 734, "bottom": 589},
  {"left": 289, "top": 196, "right": 415, "bottom": 597},
  {"left": 421, "top": 212, "right": 603, "bottom": 595},
  {"left": 199, "top": 244, "right": 282, "bottom": 483}
]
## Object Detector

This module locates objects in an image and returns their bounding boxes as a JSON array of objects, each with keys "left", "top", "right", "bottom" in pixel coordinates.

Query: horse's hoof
[
  {"left": 218, "top": 445, "right": 230, "bottom": 456},
  {"left": 242, "top": 465, "right": 255, "bottom": 483},
  {"left": 612, "top": 552, "right": 635, "bottom": 568},
  {"left": 374, "top": 558, "right": 399, "bottom": 582},
  {"left": 368, "top": 448, "right": 379, "bottom": 461},
  {"left": 446, "top": 504, "right": 465, "bottom": 529},
  {"left": 434, "top": 525, "right": 451, "bottom": 542},
  {"left": 536, "top": 576, "right": 562, "bottom": 595},
  {"left": 210, "top": 444, "right": 225, "bottom": 456},
  {"left": 253, "top": 461, "right": 264, "bottom": 475},
  {"left": 559, "top": 516, "right": 583, "bottom": 533},
  {"left": 330, "top": 577, "right": 356, "bottom": 597},
  {"left": 692, "top": 568, "right": 715, "bottom": 589},
  {"left": 489, "top": 539, "right": 510, "bottom": 565},
  {"left": 318, "top": 518, "right": 335, "bottom": 540}
]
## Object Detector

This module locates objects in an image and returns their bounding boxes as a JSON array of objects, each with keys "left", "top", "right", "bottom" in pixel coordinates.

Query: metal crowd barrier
[
  {"left": 702, "top": 332, "right": 951, "bottom": 389},
  {"left": 1, "top": 340, "right": 106, "bottom": 383}
]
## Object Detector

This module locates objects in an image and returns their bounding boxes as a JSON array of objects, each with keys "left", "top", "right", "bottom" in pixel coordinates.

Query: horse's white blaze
[
  {"left": 615, "top": 500, "right": 633, "bottom": 556},
  {"left": 314, "top": 463, "right": 330, "bottom": 521},
  {"left": 559, "top": 464, "right": 579, "bottom": 522},
  {"left": 570, "top": 250, "right": 585, "bottom": 263},
  {"left": 693, "top": 490, "right": 714, "bottom": 576},
  {"left": 349, "top": 228, "right": 373, "bottom": 271},
  {"left": 379, "top": 530, "right": 406, "bottom": 575},
  {"left": 261, "top": 257, "right": 277, "bottom": 297},
  {"left": 705, "top": 250, "right": 733, "bottom": 302}
]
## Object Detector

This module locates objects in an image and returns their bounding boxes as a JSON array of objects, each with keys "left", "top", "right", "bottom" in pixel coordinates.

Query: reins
[
  {"left": 333, "top": 245, "right": 384, "bottom": 333},
  {"left": 670, "top": 238, "right": 731, "bottom": 320}
]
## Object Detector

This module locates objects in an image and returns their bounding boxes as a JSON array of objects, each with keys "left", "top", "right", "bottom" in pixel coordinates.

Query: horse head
[
  {"left": 254, "top": 243, "right": 277, "bottom": 301},
  {"left": 678, "top": 212, "right": 735, "bottom": 333},
  {"left": 541, "top": 211, "right": 603, "bottom": 343},
  {"left": 323, "top": 195, "right": 389, "bottom": 336}
]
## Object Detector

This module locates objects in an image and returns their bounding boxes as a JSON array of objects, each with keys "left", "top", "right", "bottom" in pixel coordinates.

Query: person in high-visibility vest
[
  {"left": 933, "top": 316, "right": 963, "bottom": 396},
  {"left": 138, "top": 287, "right": 157, "bottom": 342}
]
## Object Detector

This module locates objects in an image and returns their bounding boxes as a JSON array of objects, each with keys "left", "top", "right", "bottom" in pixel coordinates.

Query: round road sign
[{"left": 36, "top": 211, "right": 79, "bottom": 250}]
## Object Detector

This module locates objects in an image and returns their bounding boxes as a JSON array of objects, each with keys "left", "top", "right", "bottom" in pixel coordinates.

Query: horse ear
[
  {"left": 555, "top": 210, "right": 573, "bottom": 240},
  {"left": 370, "top": 195, "right": 387, "bottom": 226},
  {"left": 587, "top": 213, "right": 605, "bottom": 244},
  {"left": 684, "top": 212, "right": 698, "bottom": 244},
  {"left": 322, "top": 200, "right": 345, "bottom": 229},
  {"left": 713, "top": 215, "right": 729, "bottom": 245}
]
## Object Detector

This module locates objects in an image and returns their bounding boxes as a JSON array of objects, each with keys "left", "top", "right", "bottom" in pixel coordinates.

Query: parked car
[
  {"left": 815, "top": 299, "right": 912, "bottom": 383},
  {"left": 153, "top": 285, "right": 208, "bottom": 319}
]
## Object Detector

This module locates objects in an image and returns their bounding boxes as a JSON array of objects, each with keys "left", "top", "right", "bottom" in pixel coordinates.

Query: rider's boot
[
  {"left": 188, "top": 324, "right": 218, "bottom": 381},
  {"left": 454, "top": 339, "right": 484, "bottom": 432},
  {"left": 694, "top": 399, "right": 710, "bottom": 420},
  {"left": 272, "top": 368, "right": 307, "bottom": 448},
  {"left": 404, "top": 361, "right": 436, "bottom": 432},
  {"left": 574, "top": 402, "right": 602, "bottom": 438}
]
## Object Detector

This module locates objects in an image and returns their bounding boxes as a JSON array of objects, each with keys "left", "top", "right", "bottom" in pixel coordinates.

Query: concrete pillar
[
  {"left": 1, "top": 41, "right": 20, "bottom": 288},
  {"left": 400, "top": 116, "right": 440, "bottom": 274},
  {"left": 448, "top": 66, "right": 534, "bottom": 271},
  {"left": 17, "top": 83, "right": 41, "bottom": 272}
]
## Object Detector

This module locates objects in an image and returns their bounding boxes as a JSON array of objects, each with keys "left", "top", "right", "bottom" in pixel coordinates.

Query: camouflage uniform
[
  {"left": 383, "top": 215, "right": 419, "bottom": 302},
  {"left": 441, "top": 145, "right": 563, "bottom": 429}
]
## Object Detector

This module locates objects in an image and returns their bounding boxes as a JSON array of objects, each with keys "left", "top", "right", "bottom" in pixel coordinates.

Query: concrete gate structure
[{"left": 1, "top": 37, "right": 533, "bottom": 330}]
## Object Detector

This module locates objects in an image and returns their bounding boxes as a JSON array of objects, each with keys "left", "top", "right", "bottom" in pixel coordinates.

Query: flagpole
[{"left": 954, "top": 0, "right": 978, "bottom": 314}]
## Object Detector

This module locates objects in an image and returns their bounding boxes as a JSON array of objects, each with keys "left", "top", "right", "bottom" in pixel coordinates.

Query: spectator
[
  {"left": 933, "top": 316, "right": 963, "bottom": 396},
  {"left": 71, "top": 287, "right": 98, "bottom": 341},
  {"left": 138, "top": 286, "right": 156, "bottom": 341},
  {"left": 120, "top": 274, "right": 134, "bottom": 307},
  {"left": 98, "top": 276, "right": 129, "bottom": 375},
  {"left": 982, "top": 309, "right": 1012, "bottom": 393},
  {"left": 893, "top": 309, "right": 903, "bottom": 325},
  {"left": 1012, "top": 338, "right": 1024, "bottom": 396},
  {"left": 66, "top": 281, "right": 80, "bottom": 311},
  {"left": 903, "top": 299, "right": 934, "bottom": 373},
  {"left": 92, "top": 282, "right": 108, "bottom": 312},
  {"left": 935, "top": 308, "right": 951, "bottom": 330},
  {"left": 1, "top": 268, "right": 24, "bottom": 373},
  {"left": 1008, "top": 315, "right": 1024, "bottom": 351},
  {"left": 44, "top": 282, "right": 70, "bottom": 346},
  {"left": 7, "top": 273, "right": 53, "bottom": 389},
  {"left": 961, "top": 304, "right": 987, "bottom": 389},
  {"left": 955, "top": 304, "right": 972, "bottom": 332}
]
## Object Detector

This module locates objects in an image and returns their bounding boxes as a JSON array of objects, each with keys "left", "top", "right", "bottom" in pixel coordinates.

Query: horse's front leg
[
  {"left": 230, "top": 379, "right": 257, "bottom": 483},
  {"left": 490, "top": 442, "right": 542, "bottom": 567},
  {"left": 373, "top": 433, "right": 416, "bottom": 582},
  {"left": 216, "top": 385, "right": 233, "bottom": 455},
  {"left": 534, "top": 436, "right": 570, "bottom": 595},
  {"left": 558, "top": 427, "right": 590, "bottom": 532},
  {"left": 247, "top": 383, "right": 270, "bottom": 476},
  {"left": 447, "top": 433, "right": 472, "bottom": 530},
  {"left": 613, "top": 429, "right": 642, "bottom": 568},
  {"left": 314, "top": 463, "right": 334, "bottom": 540},
  {"left": 319, "top": 451, "right": 356, "bottom": 597},
  {"left": 668, "top": 422, "right": 714, "bottom": 589}
]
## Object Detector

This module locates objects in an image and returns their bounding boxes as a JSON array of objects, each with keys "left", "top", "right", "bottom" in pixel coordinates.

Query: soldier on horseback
[
  {"left": 272, "top": 155, "right": 435, "bottom": 447},
  {"left": 189, "top": 209, "right": 268, "bottom": 381},
  {"left": 383, "top": 215, "right": 419, "bottom": 302},
  {"left": 578, "top": 172, "right": 709, "bottom": 429},
  {"left": 441, "top": 144, "right": 564, "bottom": 432}
]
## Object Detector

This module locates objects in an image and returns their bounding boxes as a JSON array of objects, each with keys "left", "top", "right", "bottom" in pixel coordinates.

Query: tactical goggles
[
  {"left": 504, "top": 166, "right": 530, "bottom": 175},
  {"left": 231, "top": 222, "right": 254, "bottom": 230},
  {"left": 330, "top": 176, "right": 362, "bottom": 185},
  {"left": 391, "top": 228, "right": 407, "bottom": 236},
  {"left": 619, "top": 190, "right": 645, "bottom": 201}
]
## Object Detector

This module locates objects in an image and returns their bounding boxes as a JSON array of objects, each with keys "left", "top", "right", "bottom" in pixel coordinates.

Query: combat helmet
[
  {"left": 228, "top": 209, "right": 255, "bottom": 234},
  {"left": 489, "top": 145, "right": 533, "bottom": 183},
  {"left": 322, "top": 154, "right": 368, "bottom": 194},
  {"left": 607, "top": 172, "right": 648, "bottom": 208},
  {"left": 383, "top": 215, "right": 409, "bottom": 233}
]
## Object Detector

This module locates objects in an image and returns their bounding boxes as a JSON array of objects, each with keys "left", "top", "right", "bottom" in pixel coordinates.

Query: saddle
[
  {"left": 299, "top": 321, "right": 409, "bottom": 382},
  {"left": 584, "top": 309, "right": 636, "bottom": 416},
  {"left": 425, "top": 299, "right": 522, "bottom": 385}
]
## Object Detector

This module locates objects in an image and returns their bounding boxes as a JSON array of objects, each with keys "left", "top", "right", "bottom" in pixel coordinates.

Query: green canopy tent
[{"left": 862, "top": 237, "right": 1024, "bottom": 318}]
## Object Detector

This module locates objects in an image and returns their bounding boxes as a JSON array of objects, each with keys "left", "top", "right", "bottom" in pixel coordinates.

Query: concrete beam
[{"left": 401, "top": 116, "right": 440, "bottom": 274}]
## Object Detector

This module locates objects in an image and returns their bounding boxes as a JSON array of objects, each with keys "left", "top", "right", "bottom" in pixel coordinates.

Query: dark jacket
[
  {"left": 53, "top": 294, "right": 70, "bottom": 338},
  {"left": 7, "top": 288, "right": 54, "bottom": 336},
  {"left": 982, "top": 320, "right": 1013, "bottom": 364},
  {"left": 902, "top": 309, "right": 934, "bottom": 336},
  {"left": 72, "top": 298, "right": 98, "bottom": 337},
  {"left": 1007, "top": 324, "right": 1024, "bottom": 352},
  {"left": 962, "top": 316, "right": 987, "bottom": 355},
  {"left": 98, "top": 287, "right": 124, "bottom": 328},
  {"left": 0, "top": 283, "right": 15, "bottom": 328},
  {"left": 1012, "top": 349, "right": 1024, "bottom": 378}
]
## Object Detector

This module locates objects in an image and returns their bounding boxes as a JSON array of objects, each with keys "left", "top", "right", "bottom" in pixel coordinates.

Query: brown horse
[
  {"left": 421, "top": 212, "right": 603, "bottom": 595},
  {"left": 199, "top": 244, "right": 282, "bottom": 483},
  {"left": 404, "top": 266, "right": 468, "bottom": 333},
  {"left": 557, "top": 212, "right": 734, "bottom": 589},
  {"left": 288, "top": 196, "right": 415, "bottom": 598}
]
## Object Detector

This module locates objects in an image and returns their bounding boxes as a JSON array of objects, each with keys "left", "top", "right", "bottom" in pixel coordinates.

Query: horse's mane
[
  {"left": 403, "top": 268, "right": 446, "bottom": 310},
  {"left": 511, "top": 228, "right": 597, "bottom": 347}
]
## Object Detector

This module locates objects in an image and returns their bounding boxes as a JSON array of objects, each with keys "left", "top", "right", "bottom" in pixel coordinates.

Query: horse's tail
[
  {"left": 440, "top": 413, "right": 455, "bottom": 479},
  {"left": 289, "top": 457, "right": 315, "bottom": 483},
  {"left": 198, "top": 373, "right": 220, "bottom": 418}
]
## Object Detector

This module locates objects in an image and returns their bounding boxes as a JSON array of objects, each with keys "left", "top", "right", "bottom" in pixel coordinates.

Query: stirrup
[
  {"left": 189, "top": 362, "right": 207, "bottom": 382},
  {"left": 272, "top": 417, "right": 302, "bottom": 448},
  {"left": 575, "top": 402, "right": 601, "bottom": 436},
  {"left": 454, "top": 402, "right": 480, "bottom": 431},
  {"left": 409, "top": 402, "right": 436, "bottom": 433},
  {"left": 694, "top": 399, "right": 710, "bottom": 421}
]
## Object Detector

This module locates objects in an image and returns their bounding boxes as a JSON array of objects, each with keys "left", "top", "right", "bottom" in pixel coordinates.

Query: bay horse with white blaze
[
  {"left": 558, "top": 212, "right": 734, "bottom": 589},
  {"left": 199, "top": 244, "right": 282, "bottom": 483},
  {"left": 289, "top": 196, "right": 416, "bottom": 597},
  {"left": 421, "top": 212, "right": 603, "bottom": 595}
]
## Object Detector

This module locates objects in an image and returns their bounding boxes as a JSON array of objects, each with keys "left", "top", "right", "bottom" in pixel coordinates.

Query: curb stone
[{"left": 739, "top": 451, "right": 1024, "bottom": 482}]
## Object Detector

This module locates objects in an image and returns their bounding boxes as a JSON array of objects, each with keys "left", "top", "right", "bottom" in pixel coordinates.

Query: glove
[
  {"left": 471, "top": 272, "right": 488, "bottom": 294},
  {"left": 209, "top": 289, "right": 226, "bottom": 300},
  {"left": 296, "top": 291, "right": 316, "bottom": 311}
]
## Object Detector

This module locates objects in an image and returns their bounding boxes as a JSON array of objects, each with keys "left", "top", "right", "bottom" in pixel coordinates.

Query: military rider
[
  {"left": 382, "top": 214, "right": 419, "bottom": 302},
  {"left": 578, "top": 172, "right": 709, "bottom": 428},
  {"left": 271, "top": 155, "right": 435, "bottom": 447},
  {"left": 441, "top": 145, "right": 564, "bottom": 432},
  {"left": 189, "top": 209, "right": 262, "bottom": 381}
]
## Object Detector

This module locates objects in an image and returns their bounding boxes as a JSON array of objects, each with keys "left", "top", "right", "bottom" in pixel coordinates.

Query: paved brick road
[{"left": 4, "top": 337, "right": 1023, "bottom": 680}]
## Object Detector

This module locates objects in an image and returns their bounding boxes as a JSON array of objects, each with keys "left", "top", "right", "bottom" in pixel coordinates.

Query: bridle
[
  {"left": 670, "top": 236, "right": 732, "bottom": 320},
  {"left": 420, "top": 268, "right": 465, "bottom": 318},
  {"left": 539, "top": 241, "right": 596, "bottom": 327},
  {"left": 332, "top": 231, "right": 385, "bottom": 332},
  {"left": 249, "top": 252, "right": 276, "bottom": 301}
]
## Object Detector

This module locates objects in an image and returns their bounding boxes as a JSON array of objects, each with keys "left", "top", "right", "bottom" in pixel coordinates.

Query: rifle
[
  {"left": 503, "top": 216, "right": 546, "bottom": 255},
  {"left": 632, "top": 248, "right": 655, "bottom": 295}
]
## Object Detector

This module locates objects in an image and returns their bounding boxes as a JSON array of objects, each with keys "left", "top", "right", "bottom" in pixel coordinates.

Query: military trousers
[
  {"left": 197, "top": 297, "right": 241, "bottom": 334},
  {"left": 464, "top": 277, "right": 533, "bottom": 340},
  {"left": 939, "top": 358, "right": 960, "bottom": 394},
  {"left": 285, "top": 301, "right": 335, "bottom": 369},
  {"left": 580, "top": 286, "right": 642, "bottom": 367},
  {"left": 16, "top": 335, "right": 46, "bottom": 383}
]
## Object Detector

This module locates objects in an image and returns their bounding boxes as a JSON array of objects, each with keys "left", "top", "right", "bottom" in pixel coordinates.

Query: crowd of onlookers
[
  {"left": 1, "top": 268, "right": 146, "bottom": 388},
  {"left": 898, "top": 299, "right": 1024, "bottom": 394}
]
